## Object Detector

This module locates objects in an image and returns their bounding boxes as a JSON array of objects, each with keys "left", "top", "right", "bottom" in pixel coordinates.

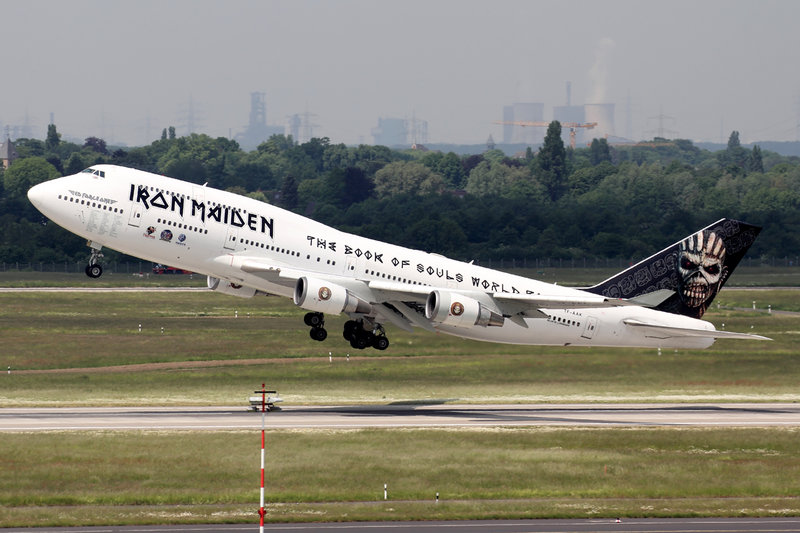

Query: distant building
[
  {"left": 584, "top": 103, "right": 616, "bottom": 140},
  {"left": 371, "top": 118, "right": 407, "bottom": 147},
  {"left": 0, "top": 137, "right": 18, "bottom": 169},
  {"left": 553, "top": 105, "right": 586, "bottom": 145},
  {"left": 235, "top": 92, "right": 285, "bottom": 151},
  {"left": 502, "top": 103, "right": 545, "bottom": 144}
]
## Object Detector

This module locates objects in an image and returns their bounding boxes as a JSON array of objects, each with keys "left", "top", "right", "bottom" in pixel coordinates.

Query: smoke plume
[{"left": 588, "top": 37, "right": 615, "bottom": 104}]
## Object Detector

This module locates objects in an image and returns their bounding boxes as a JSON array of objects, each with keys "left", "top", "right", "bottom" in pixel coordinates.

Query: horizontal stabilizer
[
  {"left": 623, "top": 318, "right": 771, "bottom": 341},
  {"left": 494, "top": 293, "right": 631, "bottom": 309},
  {"left": 627, "top": 289, "right": 675, "bottom": 308}
]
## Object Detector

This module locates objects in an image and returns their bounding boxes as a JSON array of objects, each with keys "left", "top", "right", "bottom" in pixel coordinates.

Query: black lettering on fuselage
[
  {"left": 192, "top": 200, "right": 206, "bottom": 222},
  {"left": 131, "top": 182, "right": 274, "bottom": 239},
  {"left": 171, "top": 195, "right": 184, "bottom": 217},
  {"left": 261, "top": 216, "right": 273, "bottom": 238},
  {"left": 151, "top": 191, "right": 169, "bottom": 210},
  {"left": 136, "top": 186, "right": 150, "bottom": 208}
]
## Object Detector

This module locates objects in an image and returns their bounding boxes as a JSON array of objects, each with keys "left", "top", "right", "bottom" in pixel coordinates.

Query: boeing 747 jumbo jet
[{"left": 28, "top": 164, "right": 768, "bottom": 350}]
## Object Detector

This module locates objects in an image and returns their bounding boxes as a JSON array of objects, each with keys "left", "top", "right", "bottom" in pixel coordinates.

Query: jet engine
[
  {"left": 425, "top": 290, "right": 504, "bottom": 328},
  {"left": 207, "top": 276, "right": 257, "bottom": 298},
  {"left": 293, "top": 277, "right": 372, "bottom": 315}
]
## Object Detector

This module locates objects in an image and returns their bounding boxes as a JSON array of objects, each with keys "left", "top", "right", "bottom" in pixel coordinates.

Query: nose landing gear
[{"left": 85, "top": 242, "right": 104, "bottom": 279}]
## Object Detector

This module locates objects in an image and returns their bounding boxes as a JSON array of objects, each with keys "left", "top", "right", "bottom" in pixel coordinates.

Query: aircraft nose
[
  {"left": 27, "top": 179, "right": 60, "bottom": 217},
  {"left": 27, "top": 181, "right": 49, "bottom": 211}
]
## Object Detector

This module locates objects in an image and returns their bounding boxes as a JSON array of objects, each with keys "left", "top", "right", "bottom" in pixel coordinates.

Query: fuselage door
[
  {"left": 192, "top": 185, "right": 205, "bottom": 205},
  {"left": 581, "top": 316, "right": 598, "bottom": 339},
  {"left": 128, "top": 204, "right": 142, "bottom": 227},
  {"left": 346, "top": 257, "right": 359, "bottom": 277},
  {"left": 223, "top": 226, "right": 238, "bottom": 251}
]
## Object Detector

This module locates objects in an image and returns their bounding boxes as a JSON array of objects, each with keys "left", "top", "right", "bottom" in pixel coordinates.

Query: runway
[
  {"left": 1, "top": 403, "right": 798, "bottom": 431},
  {"left": 3, "top": 518, "right": 800, "bottom": 533}
]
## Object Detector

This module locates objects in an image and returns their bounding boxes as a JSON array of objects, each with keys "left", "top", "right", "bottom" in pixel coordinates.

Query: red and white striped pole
[{"left": 258, "top": 383, "right": 266, "bottom": 533}]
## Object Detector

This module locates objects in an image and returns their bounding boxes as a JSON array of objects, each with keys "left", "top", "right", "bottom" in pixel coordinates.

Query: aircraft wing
[
  {"left": 210, "top": 254, "right": 311, "bottom": 290},
  {"left": 623, "top": 318, "right": 771, "bottom": 341},
  {"left": 239, "top": 258, "right": 305, "bottom": 283},
  {"left": 217, "top": 260, "right": 693, "bottom": 334},
  {"left": 366, "top": 280, "right": 654, "bottom": 329}
]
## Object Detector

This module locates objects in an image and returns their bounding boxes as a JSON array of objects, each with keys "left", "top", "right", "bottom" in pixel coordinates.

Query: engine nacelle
[
  {"left": 207, "top": 276, "right": 257, "bottom": 298},
  {"left": 425, "top": 290, "right": 504, "bottom": 328},
  {"left": 293, "top": 277, "right": 371, "bottom": 315}
]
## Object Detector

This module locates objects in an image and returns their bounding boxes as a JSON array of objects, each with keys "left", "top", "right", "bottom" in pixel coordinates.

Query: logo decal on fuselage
[{"left": 130, "top": 183, "right": 274, "bottom": 238}]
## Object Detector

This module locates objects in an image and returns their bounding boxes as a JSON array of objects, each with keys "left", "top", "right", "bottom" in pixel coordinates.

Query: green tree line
[{"left": 2, "top": 123, "right": 799, "bottom": 265}]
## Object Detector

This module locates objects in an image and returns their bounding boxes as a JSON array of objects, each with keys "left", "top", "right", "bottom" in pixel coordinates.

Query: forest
[{"left": 2, "top": 122, "right": 799, "bottom": 266}]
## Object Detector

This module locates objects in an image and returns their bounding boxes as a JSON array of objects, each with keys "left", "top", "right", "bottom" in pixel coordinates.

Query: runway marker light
[
  {"left": 138, "top": 324, "right": 142, "bottom": 333},
  {"left": 436, "top": 492, "right": 439, "bottom": 504},
  {"left": 329, "top": 352, "right": 332, "bottom": 363},
  {"left": 384, "top": 483, "right": 388, "bottom": 500}
]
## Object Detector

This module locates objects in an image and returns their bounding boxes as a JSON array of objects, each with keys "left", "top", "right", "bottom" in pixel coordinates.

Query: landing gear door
[{"left": 581, "top": 316, "right": 598, "bottom": 339}]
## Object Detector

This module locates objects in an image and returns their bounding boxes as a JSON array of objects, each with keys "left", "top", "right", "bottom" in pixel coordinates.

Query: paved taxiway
[
  {"left": 4, "top": 518, "right": 800, "bottom": 532},
  {"left": 1, "top": 403, "right": 798, "bottom": 431}
]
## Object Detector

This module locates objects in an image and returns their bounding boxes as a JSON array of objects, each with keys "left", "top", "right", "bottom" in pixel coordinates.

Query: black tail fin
[{"left": 585, "top": 218, "right": 761, "bottom": 318}]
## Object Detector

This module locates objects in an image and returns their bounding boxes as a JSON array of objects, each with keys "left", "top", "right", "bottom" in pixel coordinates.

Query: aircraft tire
[
  {"left": 343, "top": 320, "right": 358, "bottom": 340},
  {"left": 373, "top": 336, "right": 389, "bottom": 350},
  {"left": 304, "top": 312, "right": 324, "bottom": 327},
  {"left": 350, "top": 333, "right": 370, "bottom": 350},
  {"left": 85, "top": 264, "right": 103, "bottom": 278},
  {"left": 310, "top": 327, "right": 327, "bottom": 341}
]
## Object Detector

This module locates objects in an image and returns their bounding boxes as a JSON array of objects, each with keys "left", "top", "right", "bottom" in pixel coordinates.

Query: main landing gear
[
  {"left": 85, "top": 242, "right": 104, "bottom": 279},
  {"left": 304, "top": 312, "right": 328, "bottom": 342},
  {"left": 343, "top": 319, "right": 389, "bottom": 351},
  {"left": 302, "top": 313, "right": 390, "bottom": 350}
]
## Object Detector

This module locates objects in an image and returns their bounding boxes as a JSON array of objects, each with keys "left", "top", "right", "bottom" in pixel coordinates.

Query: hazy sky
[{"left": 5, "top": 0, "right": 800, "bottom": 147}]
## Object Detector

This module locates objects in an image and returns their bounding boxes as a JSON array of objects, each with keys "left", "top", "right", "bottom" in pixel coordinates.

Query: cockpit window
[{"left": 81, "top": 168, "right": 106, "bottom": 178}]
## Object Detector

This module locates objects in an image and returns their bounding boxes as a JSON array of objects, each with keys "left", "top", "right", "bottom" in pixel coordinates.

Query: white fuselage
[{"left": 28, "top": 165, "right": 717, "bottom": 350}]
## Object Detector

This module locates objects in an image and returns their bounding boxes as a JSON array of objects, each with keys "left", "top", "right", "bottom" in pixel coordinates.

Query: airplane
[{"left": 27, "top": 164, "right": 769, "bottom": 351}]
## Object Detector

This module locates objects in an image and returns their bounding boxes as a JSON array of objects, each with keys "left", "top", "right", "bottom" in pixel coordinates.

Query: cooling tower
[
  {"left": 554, "top": 105, "right": 585, "bottom": 145},
  {"left": 584, "top": 103, "right": 615, "bottom": 140},
  {"left": 511, "top": 102, "right": 544, "bottom": 144}
]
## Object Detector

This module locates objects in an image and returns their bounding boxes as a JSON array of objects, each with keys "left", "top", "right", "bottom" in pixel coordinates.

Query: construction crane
[{"left": 493, "top": 121, "right": 598, "bottom": 148}]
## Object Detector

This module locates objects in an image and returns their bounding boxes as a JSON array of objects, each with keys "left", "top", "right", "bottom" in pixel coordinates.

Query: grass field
[
  {"left": 0, "top": 286, "right": 796, "bottom": 405},
  {"left": 0, "top": 275, "right": 799, "bottom": 525},
  {"left": 1, "top": 428, "right": 799, "bottom": 526}
]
